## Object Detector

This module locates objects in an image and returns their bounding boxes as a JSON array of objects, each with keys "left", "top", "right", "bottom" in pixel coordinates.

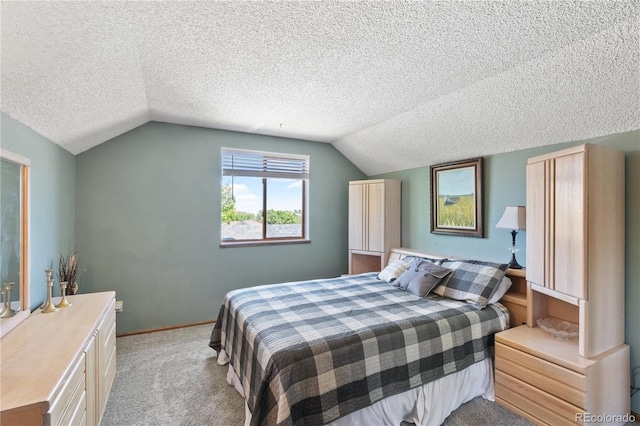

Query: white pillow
[
  {"left": 378, "top": 259, "right": 411, "bottom": 283},
  {"left": 487, "top": 276, "right": 513, "bottom": 305}
]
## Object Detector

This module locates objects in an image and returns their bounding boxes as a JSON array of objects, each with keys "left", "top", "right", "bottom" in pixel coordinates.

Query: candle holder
[
  {"left": 0, "top": 283, "right": 13, "bottom": 318},
  {"left": 0, "top": 288, "right": 7, "bottom": 317},
  {"left": 41, "top": 270, "right": 52, "bottom": 310},
  {"left": 55, "top": 281, "right": 71, "bottom": 308},
  {"left": 42, "top": 270, "right": 58, "bottom": 313}
]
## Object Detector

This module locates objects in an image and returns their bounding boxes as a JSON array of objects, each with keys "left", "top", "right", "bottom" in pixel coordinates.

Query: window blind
[{"left": 221, "top": 148, "right": 309, "bottom": 179}]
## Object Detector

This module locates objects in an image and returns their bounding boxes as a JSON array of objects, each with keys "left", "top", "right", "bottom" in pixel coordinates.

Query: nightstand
[{"left": 495, "top": 325, "right": 629, "bottom": 425}]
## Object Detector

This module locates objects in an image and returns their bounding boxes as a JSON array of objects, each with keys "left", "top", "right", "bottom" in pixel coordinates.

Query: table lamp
[{"left": 495, "top": 206, "right": 526, "bottom": 269}]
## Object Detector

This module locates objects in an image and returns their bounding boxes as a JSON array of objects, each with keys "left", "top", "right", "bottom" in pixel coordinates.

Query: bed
[{"left": 209, "top": 248, "right": 525, "bottom": 426}]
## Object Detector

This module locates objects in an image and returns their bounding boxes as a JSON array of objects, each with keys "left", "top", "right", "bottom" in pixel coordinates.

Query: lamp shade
[{"left": 495, "top": 206, "right": 526, "bottom": 230}]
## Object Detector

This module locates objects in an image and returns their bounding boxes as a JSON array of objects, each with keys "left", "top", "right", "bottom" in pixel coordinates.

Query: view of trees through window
[{"left": 221, "top": 176, "right": 304, "bottom": 241}]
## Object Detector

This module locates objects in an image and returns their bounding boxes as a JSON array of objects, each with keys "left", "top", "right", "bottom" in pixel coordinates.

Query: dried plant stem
[{"left": 59, "top": 252, "right": 78, "bottom": 294}]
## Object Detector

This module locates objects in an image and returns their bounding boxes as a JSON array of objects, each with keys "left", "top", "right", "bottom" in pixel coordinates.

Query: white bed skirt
[{"left": 217, "top": 350, "right": 495, "bottom": 426}]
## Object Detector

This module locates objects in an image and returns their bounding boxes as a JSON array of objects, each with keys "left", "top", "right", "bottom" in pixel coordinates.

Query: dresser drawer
[
  {"left": 76, "top": 409, "right": 87, "bottom": 426},
  {"left": 496, "top": 358, "right": 586, "bottom": 408},
  {"left": 106, "top": 319, "right": 115, "bottom": 345},
  {"left": 104, "top": 339, "right": 116, "bottom": 391},
  {"left": 102, "top": 307, "right": 115, "bottom": 342},
  {"left": 57, "top": 377, "right": 85, "bottom": 426},
  {"left": 48, "top": 353, "right": 85, "bottom": 426},
  {"left": 496, "top": 370, "right": 585, "bottom": 424},
  {"left": 496, "top": 343, "right": 586, "bottom": 391}
]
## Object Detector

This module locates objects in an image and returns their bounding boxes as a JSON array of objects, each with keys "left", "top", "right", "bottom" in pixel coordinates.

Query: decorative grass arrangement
[{"left": 59, "top": 251, "right": 79, "bottom": 295}]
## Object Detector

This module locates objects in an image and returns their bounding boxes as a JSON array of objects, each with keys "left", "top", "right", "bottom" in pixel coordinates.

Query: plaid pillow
[
  {"left": 433, "top": 259, "right": 509, "bottom": 308},
  {"left": 487, "top": 276, "right": 513, "bottom": 305},
  {"left": 402, "top": 255, "right": 447, "bottom": 266}
]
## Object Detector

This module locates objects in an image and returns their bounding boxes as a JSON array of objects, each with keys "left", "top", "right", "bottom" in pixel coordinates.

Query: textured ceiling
[{"left": 1, "top": 1, "right": 638, "bottom": 175}]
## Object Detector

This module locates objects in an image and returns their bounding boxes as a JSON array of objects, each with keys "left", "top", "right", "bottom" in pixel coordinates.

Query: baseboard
[{"left": 116, "top": 319, "right": 215, "bottom": 337}]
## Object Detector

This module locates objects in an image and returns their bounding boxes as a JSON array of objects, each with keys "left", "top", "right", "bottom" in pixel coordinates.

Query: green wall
[
  {"left": 75, "top": 122, "right": 365, "bottom": 334},
  {"left": 0, "top": 113, "right": 76, "bottom": 309},
  {"left": 375, "top": 130, "right": 640, "bottom": 413}
]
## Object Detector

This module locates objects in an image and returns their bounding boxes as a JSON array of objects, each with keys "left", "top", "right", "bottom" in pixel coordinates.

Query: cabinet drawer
[
  {"left": 48, "top": 353, "right": 85, "bottom": 426},
  {"left": 76, "top": 409, "right": 87, "bottom": 426},
  {"left": 496, "top": 342, "right": 586, "bottom": 391},
  {"left": 57, "top": 380, "right": 85, "bottom": 426},
  {"left": 496, "top": 356, "right": 586, "bottom": 408},
  {"left": 496, "top": 390, "right": 575, "bottom": 426},
  {"left": 104, "top": 320, "right": 115, "bottom": 353},
  {"left": 102, "top": 308, "right": 115, "bottom": 338},
  {"left": 496, "top": 370, "right": 584, "bottom": 424},
  {"left": 105, "top": 341, "right": 116, "bottom": 390}
]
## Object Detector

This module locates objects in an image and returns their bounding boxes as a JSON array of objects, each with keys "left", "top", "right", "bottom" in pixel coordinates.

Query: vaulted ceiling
[{"left": 1, "top": 1, "right": 638, "bottom": 175}]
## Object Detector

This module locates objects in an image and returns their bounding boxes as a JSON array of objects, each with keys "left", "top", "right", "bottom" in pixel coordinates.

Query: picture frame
[{"left": 430, "top": 157, "right": 483, "bottom": 238}]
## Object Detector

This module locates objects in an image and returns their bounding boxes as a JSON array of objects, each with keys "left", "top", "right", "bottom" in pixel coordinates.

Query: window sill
[{"left": 220, "top": 239, "right": 311, "bottom": 248}]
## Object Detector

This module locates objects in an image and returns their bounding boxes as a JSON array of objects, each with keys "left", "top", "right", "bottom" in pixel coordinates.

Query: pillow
[
  {"left": 378, "top": 258, "right": 411, "bottom": 283},
  {"left": 393, "top": 259, "right": 454, "bottom": 297},
  {"left": 433, "top": 259, "right": 509, "bottom": 308},
  {"left": 401, "top": 255, "right": 447, "bottom": 266},
  {"left": 378, "top": 256, "right": 444, "bottom": 283},
  {"left": 487, "top": 276, "right": 513, "bottom": 305}
]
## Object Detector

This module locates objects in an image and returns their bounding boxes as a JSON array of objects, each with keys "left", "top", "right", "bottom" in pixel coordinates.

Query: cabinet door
[
  {"left": 348, "top": 184, "right": 365, "bottom": 250},
  {"left": 553, "top": 152, "right": 586, "bottom": 299},
  {"left": 526, "top": 161, "right": 546, "bottom": 288},
  {"left": 366, "top": 182, "right": 385, "bottom": 252},
  {"left": 527, "top": 153, "right": 587, "bottom": 300}
]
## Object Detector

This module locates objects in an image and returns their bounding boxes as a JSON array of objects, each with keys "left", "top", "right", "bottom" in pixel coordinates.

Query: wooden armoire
[{"left": 348, "top": 179, "right": 401, "bottom": 274}]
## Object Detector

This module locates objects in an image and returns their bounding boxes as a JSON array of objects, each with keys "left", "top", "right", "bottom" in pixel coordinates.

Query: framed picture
[{"left": 430, "top": 157, "right": 483, "bottom": 238}]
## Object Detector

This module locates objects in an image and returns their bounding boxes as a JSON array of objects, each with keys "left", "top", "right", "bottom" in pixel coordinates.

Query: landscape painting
[{"left": 430, "top": 157, "right": 483, "bottom": 238}]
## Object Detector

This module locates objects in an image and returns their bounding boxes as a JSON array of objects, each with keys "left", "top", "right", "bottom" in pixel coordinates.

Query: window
[{"left": 221, "top": 148, "right": 309, "bottom": 245}]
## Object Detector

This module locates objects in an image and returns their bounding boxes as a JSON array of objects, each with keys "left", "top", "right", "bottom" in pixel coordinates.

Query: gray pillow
[{"left": 394, "top": 259, "right": 454, "bottom": 297}]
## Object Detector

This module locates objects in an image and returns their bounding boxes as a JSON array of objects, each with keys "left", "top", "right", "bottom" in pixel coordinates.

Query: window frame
[{"left": 220, "top": 148, "right": 310, "bottom": 247}]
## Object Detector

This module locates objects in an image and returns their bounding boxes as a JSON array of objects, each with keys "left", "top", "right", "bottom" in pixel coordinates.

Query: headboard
[{"left": 387, "top": 248, "right": 528, "bottom": 328}]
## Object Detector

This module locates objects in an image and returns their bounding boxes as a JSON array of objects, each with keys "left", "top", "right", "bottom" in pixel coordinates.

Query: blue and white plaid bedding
[{"left": 209, "top": 273, "right": 509, "bottom": 426}]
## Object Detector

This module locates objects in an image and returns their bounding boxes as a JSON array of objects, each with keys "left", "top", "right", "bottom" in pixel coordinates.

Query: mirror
[{"left": 0, "top": 149, "right": 30, "bottom": 338}]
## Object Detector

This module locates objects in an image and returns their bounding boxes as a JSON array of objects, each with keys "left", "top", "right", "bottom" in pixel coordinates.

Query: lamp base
[
  {"left": 507, "top": 230, "right": 523, "bottom": 269},
  {"left": 508, "top": 253, "right": 523, "bottom": 269}
]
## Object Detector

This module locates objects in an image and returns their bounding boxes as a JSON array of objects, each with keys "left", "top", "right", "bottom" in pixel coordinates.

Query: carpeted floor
[{"left": 102, "top": 324, "right": 533, "bottom": 426}]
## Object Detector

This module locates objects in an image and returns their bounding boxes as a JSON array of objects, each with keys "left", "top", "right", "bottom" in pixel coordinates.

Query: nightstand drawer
[
  {"left": 496, "top": 342, "right": 586, "bottom": 391},
  {"left": 496, "top": 355, "right": 586, "bottom": 408},
  {"left": 496, "top": 370, "right": 585, "bottom": 424}
]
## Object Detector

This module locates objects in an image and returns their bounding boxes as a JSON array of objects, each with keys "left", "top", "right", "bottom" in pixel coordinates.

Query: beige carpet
[{"left": 102, "top": 324, "right": 532, "bottom": 426}]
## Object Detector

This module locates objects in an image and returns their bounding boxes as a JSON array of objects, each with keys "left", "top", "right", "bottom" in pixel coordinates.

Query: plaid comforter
[{"left": 209, "top": 273, "right": 509, "bottom": 426}]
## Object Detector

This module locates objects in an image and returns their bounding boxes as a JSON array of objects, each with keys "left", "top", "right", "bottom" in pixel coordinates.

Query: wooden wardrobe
[{"left": 348, "top": 179, "right": 401, "bottom": 274}]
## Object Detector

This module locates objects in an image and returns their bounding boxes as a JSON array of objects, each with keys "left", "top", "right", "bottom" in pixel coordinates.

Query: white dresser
[{"left": 1, "top": 292, "right": 116, "bottom": 425}]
